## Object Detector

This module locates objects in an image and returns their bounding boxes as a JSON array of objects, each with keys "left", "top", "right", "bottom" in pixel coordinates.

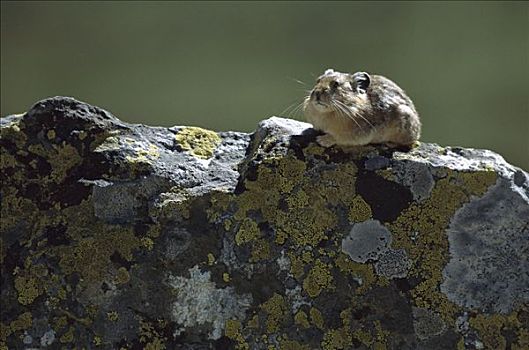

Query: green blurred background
[{"left": 1, "top": 1, "right": 528, "bottom": 169}]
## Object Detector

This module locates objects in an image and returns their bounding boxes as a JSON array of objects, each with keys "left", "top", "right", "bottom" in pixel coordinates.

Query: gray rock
[
  {"left": 342, "top": 219, "right": 392, "bottom": 263},
  {"left": 1, "top": 97, "right": 528, "bottom": 350}
]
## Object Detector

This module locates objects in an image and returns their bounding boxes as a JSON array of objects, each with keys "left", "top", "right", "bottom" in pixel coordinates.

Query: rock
[{"left": 1, "top": 96, "right": 528, "bottom": 350}]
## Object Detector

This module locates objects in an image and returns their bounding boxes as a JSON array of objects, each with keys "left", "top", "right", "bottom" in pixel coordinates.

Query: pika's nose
[{"left": 311, "top": 90, "right": 322, "bottom": 101}]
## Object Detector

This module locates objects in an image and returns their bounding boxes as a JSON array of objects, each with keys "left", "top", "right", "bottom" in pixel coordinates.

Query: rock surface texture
[{"left": 1, "top": 97, "right": 528, "bottom": 350}]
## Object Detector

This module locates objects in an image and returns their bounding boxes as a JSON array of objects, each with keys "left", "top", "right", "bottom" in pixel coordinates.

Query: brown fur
[{"left": 303, "top": 69, "right": 421, "bottom": 147}]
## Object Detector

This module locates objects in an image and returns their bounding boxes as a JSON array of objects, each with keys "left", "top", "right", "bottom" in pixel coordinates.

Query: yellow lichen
[
  {"left": 175, "top": 126, "right": 221, "bottom": 159},
  {"left": 115, "top": 267, "right": 131, "bottom": 284},
  {"left": 8, "top": 312, "right": 32, "bottom": 334},
  {"left": 289, "top": 253, "right": 306, "bottom": 281},
  {"left": 59, "top": 326, "right": 75, "bottom": 343},
  {"left": 234, "top": 155, "right": 348, "bottom": 248},
  {"left": 310, "top": 307, "right": 325, "bottom": 330},
  {"left": 514, "top": 328, "right": 529, "bottom": 350},
  {"left": 388, "top": 171, "right": 497, "bottom": 322},
  {"left": 294, "top": 311, "right": 310, "bottom": 329},
  {"left": 125, "top": 143, "right": 160, "bottom": 164},
  {"left": 0, "top": 118, "right": 27, "bottom": 148},
  {"left": 56, "top": 200, "right": 142, "bottom": 288},
  {"left": 322, "top": 308, "right": 355, "bottom": 350},
  {"left": 141, "top": 237, "right": 154, "bottom": 250},
  {"left": 373, "top": 320, "right": 389, "bottom": 349},
  {"left": 250, "top": 239, "right": 271, "bottom": 262},
  {"left": 27, "top": 143, "right": 82, "bottom": 182},
  {"left": 302, "top": 259, "right": 334, "bottom": 298},
  {"left": 139, "top": 318, "right": 167, "bottom": 349},
  {"left": 235, "top": 218, "right": 260, "bottom": 245},
  {"left": 322, "top": 328, "right": 353, "bottom": 350},
  {"left": 206, "top": 192, "right": 233, "bottom": 223},
  {"left": 348, "top": 195, "right": 372, "bottom": 223},
  {"left": 207, "top": 253, "right": 216, "bottom": 266},
  {"left": 144, "top": 338, "right": 166, "bottom": 350},
  {"left": 225, "top": 319, "right": 250, "bottom": 349},
  {"left": 261, "top": 293, "right": 288, "bottom": 333},
  {"left": 280, "top": 339, "right": 310, "bottom": 350},
  {"left": 335, "top": 253, "right": 376, "bottom": 294},
  {"left": 14, "top": 276, "right": 40, "bottom": 305},
  {"left": 353, "top": 328, "right": 373, "bottom": 347},
  {"left": 107, "top": 311, "right": 119, "bottom": 322},
  {"left": 468, "top": 311, "right": 526, "bottom": 350},
  {"left": 223, "top": 272, "right": 231, "bottom": 282},
  {"left": 247, "top": 315, "right": 259, "bottom": 329}
]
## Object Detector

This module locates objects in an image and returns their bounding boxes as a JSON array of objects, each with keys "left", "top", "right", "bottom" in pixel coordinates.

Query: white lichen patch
[
  {"left": 441, "top": 178, "right": 529, "bottom": 313},
  {"left": 413, "top": 307, "right": 446, "bottom": 340},
  {"left": 168, "top": 265, "right": 252, "bottom": 339},
  {"left": 374, "top": 248, "right": 412, "bottom": 279},
  {"left": 40, "top": 329, "right": 56, "bottom": 347},
  {"left": 342, "top": 219, "right": 392, "bottom": 263}
]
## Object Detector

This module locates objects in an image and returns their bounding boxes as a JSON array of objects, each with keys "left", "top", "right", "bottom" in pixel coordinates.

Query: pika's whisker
[
  {"left": 287, "top": 77, "right": 308, "bottom": 86},
  {"left": 332, "top": 101, "right": 363, "bottom": 131},
  {"left": 289, "top": 102, "right": 305, "bottom": 118},
  {"left": 279, "top": 102, "right": 300, "bottom": 117},
  {"left": 335, "top": 100, "right": 376, "bottom": 130}
]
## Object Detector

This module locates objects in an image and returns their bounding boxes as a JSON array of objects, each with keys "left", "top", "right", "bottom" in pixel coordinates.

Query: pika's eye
[{"left": 330, "top": 81, "right": 339, "bottom": 89}]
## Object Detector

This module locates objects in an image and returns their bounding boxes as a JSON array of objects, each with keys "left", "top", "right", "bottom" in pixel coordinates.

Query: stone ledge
[{"left": 1, "top": 97, "right": 528, "bottom": 349}]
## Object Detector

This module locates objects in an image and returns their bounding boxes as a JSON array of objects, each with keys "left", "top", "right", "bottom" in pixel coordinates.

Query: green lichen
[
  {"left": 175, "top": 126, "right": 221, "bottom": 159},
  {"left": 388, "top": 170, "right": 497, "bottom": 322},
  {"left": 302, "top": 259, "right": 334, "bottom": 298}
]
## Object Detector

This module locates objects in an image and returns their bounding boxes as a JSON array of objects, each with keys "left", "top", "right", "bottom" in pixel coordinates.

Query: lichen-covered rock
[{"left": 1, "top": 97, "right": 528, "bottom": 350}]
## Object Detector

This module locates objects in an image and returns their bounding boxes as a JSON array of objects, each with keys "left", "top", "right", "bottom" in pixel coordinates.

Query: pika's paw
[{"left": 317, "top": 134, "right": 336, "bottom": 148}]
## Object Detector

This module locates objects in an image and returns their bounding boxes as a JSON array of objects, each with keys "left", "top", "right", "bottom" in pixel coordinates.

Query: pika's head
[{"left": 304, "top": 69, "right": 371, "bottom": 114}]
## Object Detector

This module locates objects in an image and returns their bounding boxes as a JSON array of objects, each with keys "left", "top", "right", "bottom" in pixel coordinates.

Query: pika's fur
[{"left": 303, "top": 69, "right": 421, "bottom": 148}]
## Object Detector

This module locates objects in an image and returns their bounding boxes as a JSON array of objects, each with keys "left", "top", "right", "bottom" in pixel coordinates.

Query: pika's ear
[{"left": 351, "top": 72, "right": 371, "bottom": 93}]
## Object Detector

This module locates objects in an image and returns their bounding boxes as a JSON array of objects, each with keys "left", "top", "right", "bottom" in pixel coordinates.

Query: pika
[{"left": 303, "top": 69, "right": 421, "bottom": 148}]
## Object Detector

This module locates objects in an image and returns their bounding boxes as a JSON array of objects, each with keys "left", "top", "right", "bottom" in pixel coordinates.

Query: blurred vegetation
[{"left": 1, "top": 1, "right": 527, "bottom": 169}]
